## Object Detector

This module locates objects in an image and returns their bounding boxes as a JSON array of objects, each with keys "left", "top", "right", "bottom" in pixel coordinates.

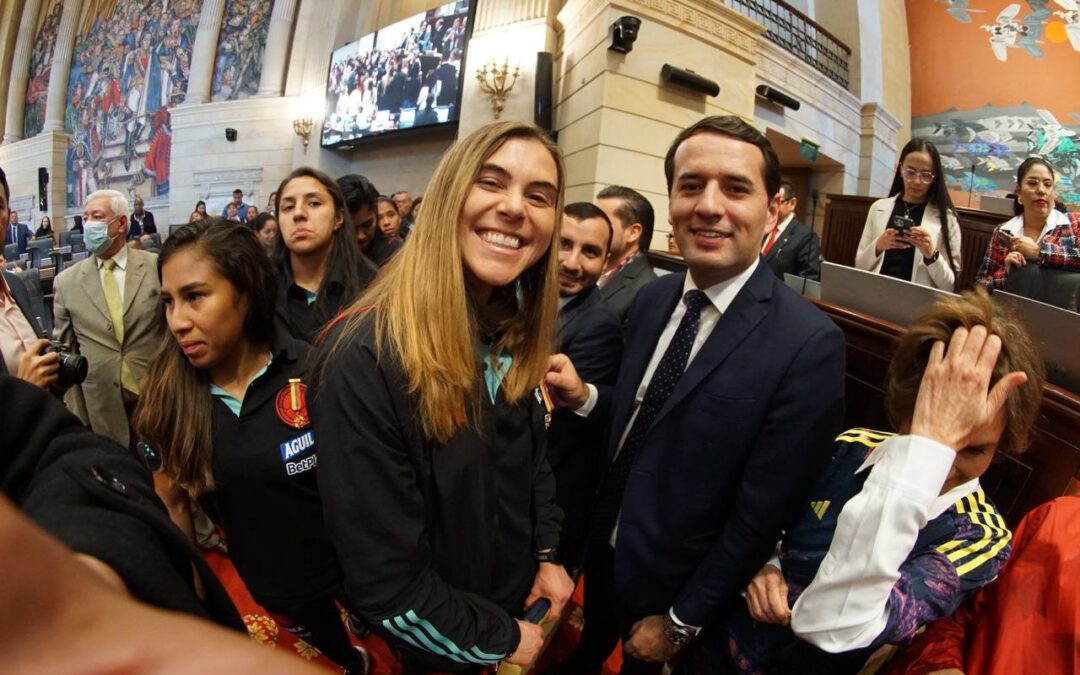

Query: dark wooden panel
[{"left": 821, "top": 194, "right": 1007, "bottom": 292}]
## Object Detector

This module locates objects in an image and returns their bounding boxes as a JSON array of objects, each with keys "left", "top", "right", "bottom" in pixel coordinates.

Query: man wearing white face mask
[{"left": 53, "top": 189, "right": 164, "bottom": 450}]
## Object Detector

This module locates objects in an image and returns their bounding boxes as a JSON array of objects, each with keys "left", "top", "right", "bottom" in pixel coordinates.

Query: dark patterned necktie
[{"left": 590, "top": 289, "right": 711, "bottom": 547}]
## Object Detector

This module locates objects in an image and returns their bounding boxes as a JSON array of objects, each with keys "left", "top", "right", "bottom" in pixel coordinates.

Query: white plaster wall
[
  {"left": 169, "top": 97, "right": 297, "bottom": 226},
  {"left": 0, "top": 131, "right": 73, "bottom": 231},
  {"left": 752, "top": 40, "right": 862, "bottom": 196},
  {"left": 556, "top": 0, "right": 764, "bottom": 250}
]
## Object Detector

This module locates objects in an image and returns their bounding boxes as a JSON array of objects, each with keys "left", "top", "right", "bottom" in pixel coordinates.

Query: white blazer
[{"left": 854, "top": 196, "right": 962, "bottom": 291}]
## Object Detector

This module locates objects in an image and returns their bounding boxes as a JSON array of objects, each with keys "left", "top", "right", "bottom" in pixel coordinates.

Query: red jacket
[{"left": 884, "top": 496, "right": 1080, "bottom": 674}]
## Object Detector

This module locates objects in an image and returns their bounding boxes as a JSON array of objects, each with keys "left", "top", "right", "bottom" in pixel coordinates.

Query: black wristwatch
[
  {"left": 663, "top": 614, "right": 696, "bottom": 648},
  {"left": 535, "top": 548, "right": 560, "bottom": 564}
]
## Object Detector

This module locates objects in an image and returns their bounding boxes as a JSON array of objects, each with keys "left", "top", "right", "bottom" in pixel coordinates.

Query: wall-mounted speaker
[
  {"left": 225, "top": 128, "right": 238, "bottom": 142},
  {"left": 37, "top": 167, "right": 48, "bottom": 211},
  {"left": 534, "top": 52, "right": 554, "bottom": 133},
  {"left": 755, "top": 85, "right": 801, "bottom": 111},
  {"left": 660, "top": 65, "right": 719, "bottom": 97}
]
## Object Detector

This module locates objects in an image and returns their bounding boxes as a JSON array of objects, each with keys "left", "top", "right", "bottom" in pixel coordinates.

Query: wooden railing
[{"left": 723, "top": 0, "right": 851, "bottom": 89}]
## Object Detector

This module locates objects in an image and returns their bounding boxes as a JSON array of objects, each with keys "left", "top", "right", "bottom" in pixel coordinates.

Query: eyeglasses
[
  {"left": 1022, "top": 178, "right": 1054, "bottom": 191},
  {"left": 901, "top": 167, "right": 935, "bottom": 184}
]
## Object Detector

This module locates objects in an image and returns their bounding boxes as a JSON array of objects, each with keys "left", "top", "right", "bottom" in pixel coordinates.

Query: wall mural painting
[
  {"left": 911, "top": 1, "right": 1080, "bottom": 210},
  {"left": 211, "top": 0, "right": 273, "bottom": 101},
  {"left": 23, "top": 0, "right": 63, "bottom": 139},
  {"left": 65, "top": 0, "right": 202, "bottom": 207}
]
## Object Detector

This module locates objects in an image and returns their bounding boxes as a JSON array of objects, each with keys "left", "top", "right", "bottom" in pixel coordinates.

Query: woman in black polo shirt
[
  {"left": 134, "top": 219, "right": 367, "bottom": 673},
  {"left": 273, "top": 168, "right": 376, "bottom": 343},
  {"left": 316, "top": 121, "right": 573, "bottom": 673}
]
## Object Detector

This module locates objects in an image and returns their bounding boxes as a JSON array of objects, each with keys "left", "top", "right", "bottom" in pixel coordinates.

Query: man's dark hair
[
  {"left": 338, "top": 174, "right": 380, "bottom": 215},
  {"left": 663, "top": 115, "right": 781, "bottom": 200},
  {"left": 232, "top": 188, "right": 243, "bottom": 196},
  {"left": 564, "top": 201, "right": 613, "bottom": 251},
  {"left": 0, "top": 166, "right": 9, "bottom": 202},
  {"left": 596, "top": 185, "right": 654, "bottom": 253},
  {"left": 778, "top": 177, "right": 796, "bottom": 202}
]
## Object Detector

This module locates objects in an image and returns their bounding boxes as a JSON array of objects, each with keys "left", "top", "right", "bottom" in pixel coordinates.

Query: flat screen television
[{"left": 321, "top": 0, "right": 473, "bottom": 148}]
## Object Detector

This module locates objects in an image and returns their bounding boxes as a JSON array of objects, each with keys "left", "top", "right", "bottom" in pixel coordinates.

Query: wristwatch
[
  {"left": 663, "top": 613, "right": 697, "bottom": 648},
  {"left": 924, "top": 248, "right": 940, "bottom": 264},
  {"left": 536, "top": 548, "right": 560, "bottom": 564}
]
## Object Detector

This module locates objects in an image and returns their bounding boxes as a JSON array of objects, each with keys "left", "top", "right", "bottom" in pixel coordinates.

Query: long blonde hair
[{"left": 323, "top": 121, "right": 564, "bottom": 442}]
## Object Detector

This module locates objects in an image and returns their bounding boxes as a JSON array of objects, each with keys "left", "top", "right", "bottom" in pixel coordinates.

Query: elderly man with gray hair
[{"left": 53, "top": 189, "right": 164, "bottom": 450}]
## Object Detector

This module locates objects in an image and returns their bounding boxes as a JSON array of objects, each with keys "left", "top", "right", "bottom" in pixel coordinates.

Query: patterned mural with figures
[
  {"left": 909, "top": 0, "right": 1080, "bottom": 210},
  {"left": 23, "top": 0, "right": 63, "bottom": 139},
  {"left": 64, "top": 0, "right": 201, "bottom": 206},
  {"left": 211, "top": 0, "right": 273, "bottom": 101}
]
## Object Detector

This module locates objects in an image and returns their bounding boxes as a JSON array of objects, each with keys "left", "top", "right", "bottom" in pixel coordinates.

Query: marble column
[
  {"left": 40, "top": 0, "right": 82, "bottom": 133},
  {"left": 183, "top": 0, "right": 226, "bottom": 105},
  {"left": 256, "top": 0, "right": 299, "bottom": 97},
  {"left": 3, "top": 0, "right": 42, "bottom": 143}
]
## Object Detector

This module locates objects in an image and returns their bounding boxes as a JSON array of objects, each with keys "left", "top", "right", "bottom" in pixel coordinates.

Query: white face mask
[{"left": 83, "top": 217, "right": 118, "bottom": 255}]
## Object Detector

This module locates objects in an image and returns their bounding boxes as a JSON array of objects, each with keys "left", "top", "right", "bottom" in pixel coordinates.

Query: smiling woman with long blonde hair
[{"left": 316, "top": 120, "right": 574, "bottom": 672}]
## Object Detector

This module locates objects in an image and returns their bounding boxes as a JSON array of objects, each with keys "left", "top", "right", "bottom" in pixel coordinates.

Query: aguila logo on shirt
[
  {"left": 280, "top": 430, "right": 317, "bottom": 476},
  {"left": 275, "top": 378, "right": 310, "bottom": 429}
]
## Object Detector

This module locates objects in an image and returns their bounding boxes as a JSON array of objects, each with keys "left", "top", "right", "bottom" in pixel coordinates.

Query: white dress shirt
[
  {"left": 96, "top": 244, "right": 129, "bottom": 300},
  {"left": 998, "top": 209, "right": 1069, "bottom": 242},
  {"left": 790, "top": 434, "right": 979, "bottom": 652}
]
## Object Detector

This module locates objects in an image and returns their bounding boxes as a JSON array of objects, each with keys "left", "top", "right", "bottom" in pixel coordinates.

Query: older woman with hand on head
[
  {"left": 695, "top": 289, "right": 1044, "bottom": 675},
  {"left": 976, "top": 157, "right": 1080, "bottom": 290}
]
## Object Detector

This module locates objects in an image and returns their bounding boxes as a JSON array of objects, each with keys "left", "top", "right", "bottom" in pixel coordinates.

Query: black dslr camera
[{"left": 42, "top": 341, "right": 89, "bottom": 388}]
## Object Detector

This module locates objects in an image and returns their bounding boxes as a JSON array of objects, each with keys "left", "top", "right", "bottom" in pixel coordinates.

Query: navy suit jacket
[
  {"left": 549, "top": 286, "right": 623, "bottom": 565},
  {"left": 6, "top": 222, "right": 33, "bottom": 254},
  {"left": 602, "top": 259, "right": 845, "bottom": 627},
  {"left": 763, "top": 219, "right": 821, "bottom": 281},
  {"left": 599, "top": 253, "right": 658, "bottom": 329}
]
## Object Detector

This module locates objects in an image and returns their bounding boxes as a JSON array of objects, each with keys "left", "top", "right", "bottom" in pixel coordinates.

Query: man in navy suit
[
  {"left": 544, "top": 116, "right": 846, "bottom": 674},
  {"left": 761, "top": 178, "right": 821, "bottom": 281},
  {"left": 549, "top": 202, "right": 623, "bottom": 571},
  {"left": 7, "top": 211, "right": 33, "bottom": 255},
  {"left": 596, "top": 186, "right": 658, "bottom": 328}
]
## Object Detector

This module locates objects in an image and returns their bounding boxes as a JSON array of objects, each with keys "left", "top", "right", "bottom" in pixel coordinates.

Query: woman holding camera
[
  {"left": 975, "top": 157, "right": 1080, "bottom": 290},
  {"left": 855, "top": 139, "right": 962, "bottom": 290},
  {"left": 134, "top": 220, "right": 368, "bottom": 674},
  {"left": 0, "top": 168, "right": 58, "bottom": 390},
  {"left": 316, "top": 121, "right": 573, "bottom": 673}
]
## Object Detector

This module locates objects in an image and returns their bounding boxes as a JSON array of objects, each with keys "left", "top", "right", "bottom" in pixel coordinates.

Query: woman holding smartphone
[{"left": 854, "top": 139, "right": 962, "bottom": 290}]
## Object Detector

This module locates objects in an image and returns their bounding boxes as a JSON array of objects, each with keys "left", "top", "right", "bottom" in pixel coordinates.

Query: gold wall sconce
[
  {"left": 476, "top": 58, "right": 521, "bottom": 119},
  {"left": 293, "top": 117, "right": 314, "bottom": 152}
]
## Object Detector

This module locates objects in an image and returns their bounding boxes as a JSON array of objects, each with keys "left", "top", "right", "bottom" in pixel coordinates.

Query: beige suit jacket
[{"left": 53, "top": 247, "right": 165, "bottom": 447}]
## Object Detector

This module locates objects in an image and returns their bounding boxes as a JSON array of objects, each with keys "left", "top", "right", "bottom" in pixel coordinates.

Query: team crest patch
[{"left": 275, "top": 378, "right": 310, "bottom": 429}]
